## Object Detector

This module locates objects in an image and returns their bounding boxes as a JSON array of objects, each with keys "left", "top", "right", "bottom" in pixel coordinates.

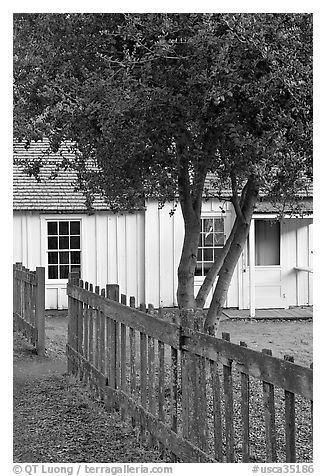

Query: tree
[{"left": 14, "top": 13, "right": 312, "bottom": 332}]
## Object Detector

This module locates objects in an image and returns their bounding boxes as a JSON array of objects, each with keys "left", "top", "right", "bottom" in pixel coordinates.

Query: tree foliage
[{"left": 14, "top": 13, "right": 312, "bottom": 328}]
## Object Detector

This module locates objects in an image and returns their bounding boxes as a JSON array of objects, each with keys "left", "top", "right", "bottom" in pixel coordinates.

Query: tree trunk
[
  {"left": 204, "top": 183, "right": 258, "bottom": 333},
  {"left": 196, "top": 177, "right": 250, "bottom": 309},
  {"left": 195, "top": 223, "right": 235, "bottom": 308},
  {"left": 177, "top": 220, "right": 201, "bottom": 308}
]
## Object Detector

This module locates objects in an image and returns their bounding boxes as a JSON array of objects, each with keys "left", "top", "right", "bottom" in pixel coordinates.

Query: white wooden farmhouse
[{"left": 13, "top": 141, "right": 313, "bottom": 313}]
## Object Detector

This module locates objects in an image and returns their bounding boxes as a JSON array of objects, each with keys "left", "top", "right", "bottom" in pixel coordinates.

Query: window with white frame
[
  {"left": 47, "top": 220, "right": 81, "bottom": 279},
  {"left": 195, "top": 217, "right": 225, "bottom": 276}
]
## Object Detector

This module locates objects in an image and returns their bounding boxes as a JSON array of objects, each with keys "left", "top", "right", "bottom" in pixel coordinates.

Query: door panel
[{"left": 254, "top": 267, "right": 284, "bottom": 308}]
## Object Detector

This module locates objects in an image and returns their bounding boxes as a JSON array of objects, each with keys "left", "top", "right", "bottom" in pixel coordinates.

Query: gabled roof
[{"left": 13, "top": 140, "right": 312, "bottom": 214}]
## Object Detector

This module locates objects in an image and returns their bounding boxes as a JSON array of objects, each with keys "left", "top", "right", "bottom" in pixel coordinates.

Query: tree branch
[
  {"left": 176, "top": 138, "right": 194, "bottom": 221},
  {"left": 231, "top": 171, "right": 245, "bottom": 222}
]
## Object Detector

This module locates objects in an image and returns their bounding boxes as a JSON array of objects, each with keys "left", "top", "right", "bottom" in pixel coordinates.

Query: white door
[
  {"left": 42, "top": 216, "right": 82, "bottom": 309},
  {"left": 242, "top": 219, "right": 285, "bottom": 309}
]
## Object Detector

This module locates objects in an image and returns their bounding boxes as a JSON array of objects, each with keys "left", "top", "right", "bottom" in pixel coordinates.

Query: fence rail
[
  {"left": 13, "top": 262, "right": 45, "bottom": 356},
  {"left": 66, "top": 272, "right": 313, "bottom": 463}
]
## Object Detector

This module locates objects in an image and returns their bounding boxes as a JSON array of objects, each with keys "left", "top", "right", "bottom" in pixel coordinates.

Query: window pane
[
  {"left": 59, "top": 236, "right": 69, "bottom": 249},
  {"left": 48, "top": 265, "right": 58, "bottom": 279},
  {"left": 214, "top": 218, "right": 224, "bottom": 232},
  {"left": 70, "top": 236, "right": 80, "bottom": 249},
  {"left": 197, "top": 248, "right": 203, "bottom": 261},
  {"left": 48, "top": 252, "right": 58, "bottom": 264},
  {"left": 203, "top": 262, "right": 212, "bottom": 275},
  {"left": 59, "top": 221, "right": 69, "bottom": 235},
  {"left": 203, "top": 232, "right": 213, "bottom": 246},
  {"left": 48, "top": 237, "right": 58, "bottom": 250},
  {"left": 255, "top": 220, "right": 280, "bottom": 265},
  {"left": 213, "top": 248, "right": 223, "bottom": 264},
  {"left": 203, "top": 219, "right": 214, "bottom": 234},
  {"left": 70, "top": 221, "right": 80, "bottom": 235},
  {"left": 214, "top": 233, "right": 225, "bottom": 246},
  {"left": 195, "top": 264, "right": 203, "bottom": 276},
  {"left": 203, "top": 248, "right": 213, "bottom": 261},
  {"left": 71, "top": 265, "right": 80, "bottom": 274},
  {"left": 59, "top": 251, "right": 69, "bottom": 264},
  {"left": 60, "top": 265, "right": 70, "bottom": 279},
  {"left": 47, "top": 222, "right": 57, "bottom": 235},
  {"left": 71, "top": 251, "right": 80, "bottom": 264}
]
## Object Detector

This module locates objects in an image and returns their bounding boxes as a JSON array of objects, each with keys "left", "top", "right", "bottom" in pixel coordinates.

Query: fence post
[{"left": 35, "top": 267, "right": 45, "bottom": 356}]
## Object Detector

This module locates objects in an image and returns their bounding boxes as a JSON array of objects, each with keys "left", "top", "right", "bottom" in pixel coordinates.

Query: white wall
[
  {"left": 144, "top": 201, "right": 183, "bottom": 307},
  {"left": 13, "top": 211, "right": 146, "bottom": 309},
  {"left": 281, "top": 218, "right": 313, "bottom": 307},
  {"left": 13, "top": 209, "right": 312, "bottom": 310},
  {"left": 13, "top": 212, "right": 42, "bottom": 269}
]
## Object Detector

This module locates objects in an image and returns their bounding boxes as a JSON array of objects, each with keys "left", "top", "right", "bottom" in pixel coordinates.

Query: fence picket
[
  {"left": 100, "top": 289, "right": 106, "bottom": 377},
  {"left": 107, "top": 285, "right": 120, "bottom": 392},
  {"left": 89, "top": 302, "right": 94, "bottom": 368},
  {"left": 209, "top": 359, "right": 223, "bottom": 462},
  {"left": 94, "top": 286, "right": 100, "bottom": 371},
  {"left": 120, "top": 295, "right": 127, "bottom": 420},
  {"left": 84, "top": 282, "right": 89, "bottom": 363},
  {"left": 189, "top": 315, "right": 205, "bottom": 454},
  {"left": 262, "top": 348, "right": 277, "bottom": 463},
  {"left": 284, "top": 355, "right": 296, "bottom": 463},
  {"left": 180, "top": 312, "right": 190, "bottom": 441},
  {"left": 77, "top": 280, "right": 84, "bottom": 357},
  {"left": 129, "top": 297, "right": 136, "bottom": 427},
  {"left": 148, "top": 335, "right": 156, "bottom": 444},
  {"left": 240, "top": 341, "right": 250, "bottom": 462},
  {"left": 110, "top": 318, "right": 116, "bottom": 388},
  {"left": 158, "top": 340, "right": 165, "bottom": 425},
  {"left": 170, "top": 315, "right": 178, "bottom": 436},
  {"left": 222, "top": 332, "right": 235, "bottom": 463},
  {"left": 140, "top": 330, "right": 148, "bottom": 441},
  {"left": 194, "top": 316, "right": 208, "bottom": 454},
  {"left": 188, "top": 334, "right": 198, "bottom": 445}
]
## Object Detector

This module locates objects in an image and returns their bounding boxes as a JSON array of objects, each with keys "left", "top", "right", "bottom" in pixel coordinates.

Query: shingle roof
[
  {"left": 13, "top": 140, "right": 113, "bottom": 212},
  {"left": 204, "top": 173, "right": 313, "bottom": 214},
  {"left": 13, "top": 140, "right": 312, "bottom": 214}
]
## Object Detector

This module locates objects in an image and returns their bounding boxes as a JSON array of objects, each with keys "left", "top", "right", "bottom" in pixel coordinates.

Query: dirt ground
[
  {"left": 13, "top": 312, "right": 168, "bottom": 463},
  {"left": 13, "top": 312, "right": 312, "bottom": 463},
  {"left": 218, "top": 319, "right": 312, "bottom": 367}
]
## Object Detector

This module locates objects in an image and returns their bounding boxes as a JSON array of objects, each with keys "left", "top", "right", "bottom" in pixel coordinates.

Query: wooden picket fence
[
  {"left": 66, "top": 272, "right": 313, "bottom": 463},
  {"left": 13, "top": 262, "right": 45, "bottom": 356}
]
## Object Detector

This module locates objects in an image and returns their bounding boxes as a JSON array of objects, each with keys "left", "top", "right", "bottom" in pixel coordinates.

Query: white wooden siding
[
  {"left": 13, "top": 207, "right": 312, "bottom": 311},
  {"left": 296, "top": 219, "right": 311, "bottom": 306},
  {"left": 281, "top": 218, "right": 312, "bottom": 307},
  {"left": 107, "top": 215, "right": 118, "bottom": 283},
  {"left": 13, "top": 212, "right": 41, "bottom": 270},
  {"left": 95, "top": 213, "right": 108, "bottom": 286},
  {"left": 13, "top": 211, "right": 145, "bottom": 309}
]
